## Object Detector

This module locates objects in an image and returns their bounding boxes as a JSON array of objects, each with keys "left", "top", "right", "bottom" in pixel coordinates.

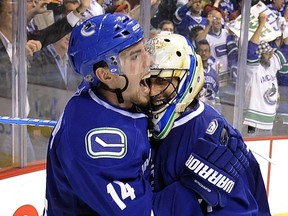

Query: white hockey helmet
[{"left": 146, "top": 32, "right": 204, "bottom": 140}]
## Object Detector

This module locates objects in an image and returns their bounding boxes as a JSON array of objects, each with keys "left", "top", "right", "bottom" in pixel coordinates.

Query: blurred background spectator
[
  {"left": 151, "top": 0, "right": 178, "bottom": 29},
  {"left": 188, "top": 25, "right": 204, "bottom": 47},
  {"left": 158, "top": 19, "right": 175, "bottom": 32},
  {"left": 196, "top": 39, "right": 220, "bottom": 109},
  {"left": 173, "top": 0, "right": 207, "bottom": 37},
  {"left": 243, "top": 13, "right": 288, "bottom": 136},
  {"left": 266, "top": 0, "right": 287, "bottom": 17},
  {"left": 196, "top": 9, "right": 238, "bottom": 80},
  {"left": 105, "top": 2, "right": 130, "bottom": 14}
]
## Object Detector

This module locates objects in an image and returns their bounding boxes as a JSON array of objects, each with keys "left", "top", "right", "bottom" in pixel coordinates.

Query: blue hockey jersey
[
  {"left": 152, "top": 100, "right": 271, "bottom": 216},
  {"left": 44, "top": 89, "right": 204, "bottom": 216},
  {"left": 44, "top": 89, "right": 153, "bottom": 215},
  {"left": 174, "top": 4, "right": 207, "bottom": 38}
]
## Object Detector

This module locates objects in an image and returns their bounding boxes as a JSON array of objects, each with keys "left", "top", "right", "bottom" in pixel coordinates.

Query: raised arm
[
  {"left": 196, "top": 12, "right": 213, "bottom": 41},
  {"left": 249, "top": 13, "right": 267, "bottom": 44},
  {"left": 27, "top": 0, "right": 52, "bottom": 23},
  {"left": 27, "top": 0, "right": 90, "bottom": 48}
]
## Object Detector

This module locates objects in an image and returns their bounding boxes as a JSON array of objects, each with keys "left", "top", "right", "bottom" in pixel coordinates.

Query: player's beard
[{"left": 131, "top": 93, "right": 150, "bottom": 109}]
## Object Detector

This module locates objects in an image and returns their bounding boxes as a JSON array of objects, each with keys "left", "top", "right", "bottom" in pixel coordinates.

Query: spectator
[
  {"left": 0, "top": 0, "right": 90, "bottom": 98},
  {"left": 275, "top": 63, "right": 288, "bottom": 134},
  {"left": 84, "top": 0, "right": 105, "bottom": 18},
  {"left": 173, "top": 0, "right": 208, "bottom": 38},
  {"left": 158, "top": 20, "right": 175, "bottom": 33},
  {"left": 27, "top": 32, "right": 82, "bottom": 153},
  {"left": 105, "top": 2, "right": 130, "bottom": 14},
  {"left": 28, "top": 33, "right": 81, "bottom": 92},
  {"left": 150, "top": 0, "right": 178, "bottom": 29},
  {"left": 197, "top": 9, "right": 238, "bottom": 79},
  {"left": 147, "top": 32, "right": 270, "bottom": 215},
  {"left": 27, "top": 0, "right": 90, "bottom": 48},
  {"left": 188, "top": 25, "right": 204, "bottom": 47},
  {"left": 196, "top": 39, "right": 220, "bottom": 108},
  {"left": 203, "top": 0, "right": 236, "bottom": 22},
  {"left": 62, "top": 0, "right": 80, "bottom": 15},
  {"left": 129, "top": 0, "right": 161, "bottom": 22},
  {"left": 0, "top": 0, "right": 42, "bottom": 166},
  {"left": 59, "top": 0, "right": 104, "bottom": 20},
  {"left": 0, "top": 0, "right": 44, "bottom": 98},
  {"left": 266, "top": 0, "right": 287, "bottom": 17},
  {"left": 243, "top": 13, "right": 288, "bottom": 136},
  {"left": 228, "top": 0, "right": 242, "bottom": 21},
  {"left": 27, "top": 0, "right": 55, "bottom": 31},
  {"left": 0, "top": 0, "right": 89, "bottom": 166},
  {"left": 216, "top": 0, "right": 237, "bottom": 22}
]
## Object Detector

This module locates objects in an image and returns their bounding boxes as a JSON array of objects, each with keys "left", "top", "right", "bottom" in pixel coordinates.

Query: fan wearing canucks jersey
[
  {"left": 147, "top": 32, "right": 271, "bottom": 215},
  {"left": 276, "top": 63, "right": 288, "bottom": 133},
  {"left": 43, "top": 13, "right": 204, "bottom": 216},
  {"left": 195, "top": 39, "right": 219, "bottom": 107},
  {"left": 244, "top": 13, "right": 288, "bottom": 135},
  {"left": 173, "top": 0, "right": 207, "bottom": 38},
  {"left": 197, "top": 9, "right": 238, "bottom": 79}
]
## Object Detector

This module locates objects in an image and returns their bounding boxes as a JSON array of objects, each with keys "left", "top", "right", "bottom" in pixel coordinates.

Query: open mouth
[
  {"left": 140, "top": 74, "right": 151, "bottom": 94},
  {"left": 151, "top": 97, "right": 167, "bottom": 111}
]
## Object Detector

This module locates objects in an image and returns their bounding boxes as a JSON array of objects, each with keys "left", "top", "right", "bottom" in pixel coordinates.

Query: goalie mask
[{"left": 146, "top": 32, "right": 204, "bottom": 140}]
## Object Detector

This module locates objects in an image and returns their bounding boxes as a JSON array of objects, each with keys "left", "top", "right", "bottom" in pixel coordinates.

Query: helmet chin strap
[{"left": 98, "top": 75, "right": 129, "bottom": 103}]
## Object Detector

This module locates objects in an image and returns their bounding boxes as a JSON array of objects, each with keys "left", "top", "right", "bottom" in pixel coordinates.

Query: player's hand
[{"left": 180, "top": 117, "right": 251, "bottom": 207}]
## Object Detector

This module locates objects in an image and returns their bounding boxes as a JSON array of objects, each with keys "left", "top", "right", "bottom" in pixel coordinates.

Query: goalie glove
[{"left": 180, "top": 117, "right": 251, "bottom": 207}]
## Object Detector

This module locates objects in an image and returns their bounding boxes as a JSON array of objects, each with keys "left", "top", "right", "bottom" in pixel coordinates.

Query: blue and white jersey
[
  {"left": 199, "top": 57, "right": 219, "bottom": 105},
  {"left": 44, "top": 89, "right": 153, "bottom": 216},
  {"left": 152, "top": 100, "right": 271, "bottom": 215},
  {"left": 276, "top": 63, "right": 288, "bottom": 124},
  {"left": 219, "top": 0, "right": 235, "bottom": 22},
  {"left": 206, "top": 29, "right": 238, "bottom": 75},
  {"left": 244, "top": 41, "right": 288, "bottom": 130},
  {"left": 266, "top": 0, "right": 288, "bottom": 17},
  {"left": 174, "top": 4, "right": 207, "bottom": 38}
]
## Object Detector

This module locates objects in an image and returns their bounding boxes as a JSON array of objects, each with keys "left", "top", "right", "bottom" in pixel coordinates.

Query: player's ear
[{"left": 96, "top": 67, "right": 113, "bottom": 84}]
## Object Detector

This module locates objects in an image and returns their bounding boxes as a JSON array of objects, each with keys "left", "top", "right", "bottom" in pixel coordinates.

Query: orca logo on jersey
[
  {"left": 185, "top": 155, "right": 235, "bottom": 193},
  {"left": 263, "top": 83, "right": 277, "bottom": 105},
  {"left": 85, "top": 128, "right": 127, "bottom": 159}
]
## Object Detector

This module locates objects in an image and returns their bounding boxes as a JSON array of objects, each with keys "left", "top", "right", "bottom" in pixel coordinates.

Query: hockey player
[
  {"left": 43, "top": 13, "right": 205, "bottom": 216},
  {"left": 147, "top": 32, "right": 271, "bottom": 215}
]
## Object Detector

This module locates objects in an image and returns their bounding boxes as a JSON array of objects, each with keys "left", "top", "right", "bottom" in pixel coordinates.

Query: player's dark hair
[{"left": 93, "top": 61, "right": 108, "bottom": 72}]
